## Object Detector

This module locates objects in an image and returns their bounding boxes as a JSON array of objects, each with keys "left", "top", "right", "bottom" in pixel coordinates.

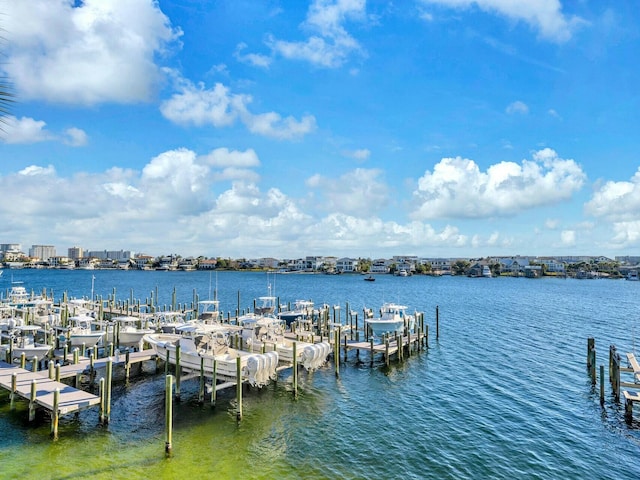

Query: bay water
[{"left": 1, "top": 269, "right": 639, "bottom": 479}]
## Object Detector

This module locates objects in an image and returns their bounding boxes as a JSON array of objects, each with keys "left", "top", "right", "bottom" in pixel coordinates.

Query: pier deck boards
[
  {"left": 53, "top": 350, "right": 156, "bottom": 379},
  {"left": 0, "top": 361, "right": 100, "bottom": 414},
  {"left": 626, "top": 353, "right": 640, "bottom": 382}
]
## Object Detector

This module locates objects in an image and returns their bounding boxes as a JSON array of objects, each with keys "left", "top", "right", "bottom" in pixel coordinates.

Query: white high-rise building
[{"left": 29, "top": 245, "right": 56, "bottom": 261}]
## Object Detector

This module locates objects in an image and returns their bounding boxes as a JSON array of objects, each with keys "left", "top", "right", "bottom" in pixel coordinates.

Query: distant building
[
  {"left": 29, "top": 245, "right": 56, "bottom": 262},
  {"left": 68, "top": 246, "right": 83, "bottom": 260},
  {"left": 86, "top": 250, "right": 133, "bottom": 261}
]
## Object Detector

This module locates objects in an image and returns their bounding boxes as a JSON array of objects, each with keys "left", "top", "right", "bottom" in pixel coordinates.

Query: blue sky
[{"left": 1, "top": 0, "right": 639, "bottom": 260}]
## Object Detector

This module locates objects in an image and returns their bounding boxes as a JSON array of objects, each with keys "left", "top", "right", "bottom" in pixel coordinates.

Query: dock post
[
  {"left": 334, "top": 328, "right": 340, "bottom": 378},
  {"left": 125, "top": 350, "right": 131, "bottom": 383},
  {"left": 293, "top": 341, "right": 298, "bottom": 399},
  {"left": 609, "top": 345, "right": 616, "bottom": 383},
  {"left": 55, "top": 363, "right": 61, "bottom": 382},
  {"left": 625, "top": 395, "right": 634, "bottom": 422},
  {"left": 10, "top": 373, "right": 17, "bottom": 410},
  {"left": 198, "top": 356, "right": 205, "bottom": 404},
  {"left": 395, "top": 333, "right": 402, "bottom": 362},
  {"left": 175, "top": 344, "right": 181, "bottom": 402},
  {"left": 20, "top": 352, "right": 26, "bottom": 369},
  {"left": 29, "top": 379, "right": 37, "bottom": 422},
  {"left": 587, "top": 338, "right": 595, "bottom": 371},
  {"left": 211, "top": 359, "right": 218, "bottom": 406},
  {"left": 105, "top": 359, "right": 113, "bottom": 424},
  {"left": 611, "top": 351, "right": 620, "bottom": 403},
  {"left": 385, "top": 339, "right": 390, "bottom": 367},
  {"left": 63, "top": 344, "right": 68, "bottom": 364},
  {"left": 48, "top": 360, "right": 54, "bottom": 379},
  {"left": 165, "top": 374, "right": 174, "bottom": 456},
  {"left": 165, "top": 349, "right": 170, "bottom": 376},
  {"left": 89, "top": 350, "right": 95, "bottom": 385},
  {"left": 436, "top": 306, "right": 439, "bottom": 340},
  {"left": 99, "top": 377, "right": 105, "bottom": 424},
  {"left": 344, "top": 333, "right": 348, "bottom": 363},
  {"left": 108, "top": 342, "right": 114, "bottom": 357},
  {"left": 51, "top": 388, "right": 60, "bottom": 440},
  {"left": 31, "top": 356, "right": 38, "bottom": 372},
  {"left": 73, "top": 348, "right": 79, "bottom": 365},
  {"left": 599, "top": 365, "right": 605, "bottom": 405},
  {"left": 425, "top": 324, "right": 429, "bottom": 349},
  {"left": 236, "top": 356, "right": 243, "bottom": 421},
  {"left": 370, "top": 338, "right": 374, "bottom": 366}
]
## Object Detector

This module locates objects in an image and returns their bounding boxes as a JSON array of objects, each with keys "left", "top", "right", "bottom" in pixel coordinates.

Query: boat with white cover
[
  {"left": 143, "top": 331, "right": 279, "bottom": 387},
  {"left": 365, "top": 303, "right": 415, "bottom": 337},
  {"left": 0, "top": 324, "right": 52, "bottom": 362}
]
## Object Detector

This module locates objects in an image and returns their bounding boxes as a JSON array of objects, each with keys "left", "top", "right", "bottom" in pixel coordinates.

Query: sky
[{"left": 1, "top": 0, "right": 639, "bottom": 260}]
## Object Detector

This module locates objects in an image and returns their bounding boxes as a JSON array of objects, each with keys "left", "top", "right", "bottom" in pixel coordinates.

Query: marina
[{"left": 0, "top": 269, "right": 639, "bottom": 479}]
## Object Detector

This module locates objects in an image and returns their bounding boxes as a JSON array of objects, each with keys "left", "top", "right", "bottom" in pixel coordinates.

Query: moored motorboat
[
  {"left": 1, "top": 325, "right": 53, "bottom": 362},
  {"left": 277, "top": 299, "right": 314, "bottom": 326},
  {"left": 143, "top": 331, "right": 278, "bottom": 387},
  {"left": 365, "top": 303, "right": 415, "bottom": 337}
]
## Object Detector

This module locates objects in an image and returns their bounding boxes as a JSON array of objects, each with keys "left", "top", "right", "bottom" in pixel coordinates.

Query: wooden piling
[
  {"left": 198, "top": 356, "right": 205, "bottom": 404},
  {"left": 99, "top": 377, "right": 105, "bottom": 423},
  {"left": 165, "top": 374, "right": 173, "bottom": 456},
  {"left": 51, "top": 388, "right": 60, "bottom": 440},
  {"left": 175, "top": 344, "right": 181, "bottom": 401},
  {"left": 436, "top": 305, "right": 439, "bottom": 340},
  {"left": 29, "top": 379, "right": 37, "bottom": 421},
  {"left": 105, "top": 359, "right": 113, "bottom": 424},
  {"left": 236, "top": 356, "right": 242, "bottom": 421},
  {"left": 211, "top": 359, "right": 218, "bottom": 406},
  {"left": 599, "top": 365, "right": 605, "bottom": 405},
  {"left": 293, "top": 341, "right": 298, "bottom": 399},
  {"left": 587, "top": 337, "right": 595, "bottom": 370},
  {"left": 10, "top": 373, "right": 17, "bottom": 410}
]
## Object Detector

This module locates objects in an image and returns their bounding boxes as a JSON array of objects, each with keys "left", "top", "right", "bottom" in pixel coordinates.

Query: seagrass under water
[{"left": 0, "top": 269, "right": 639, "bottom": 479}]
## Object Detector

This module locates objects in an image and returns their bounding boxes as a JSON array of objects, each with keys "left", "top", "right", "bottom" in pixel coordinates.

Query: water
[{"left": 1, "top": 270, "right": 639, "bottom": 479}]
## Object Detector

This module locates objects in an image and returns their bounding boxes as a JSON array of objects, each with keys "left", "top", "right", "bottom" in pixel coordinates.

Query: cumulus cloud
[
  {"left": 63, "top": 128, "right": 89, "bottom": 147},
  {"left": 560, "top": 230, "right": 576, "bottom": 246},
  {"left": 2, "top": 0, "right": 182, "bottom": 105},
  {"left": 306, "top": 168, "right": 390, "bottom": 216},
  {"left": 265, "top": 0, "right": 367, "bottom": 68},
  {"left": 0, "top": 116, "right": 89, "bottom": 146},
  {"left": 234, "top": 43, "right": 272, "bottom": 68},
  {"left": 411, "top": 148, "right": 586, "bottom": 220},
  {"left": 0, "top": 116, "right": 54, "bottom": 144},
  {"left": 420, "top": 0, "right": 585, "bottom": 42},
  {"left": 506, "top": 100, "right": 529, "bottom": 115},
  {"left": 584, "top": 168, "right": 640, "bottom": 222},
  {"left": 342, "top": 148, "right": 371, "bottom": 161},
  {"left": 160, "top": 77, "right": 316, "bottom": 140}
]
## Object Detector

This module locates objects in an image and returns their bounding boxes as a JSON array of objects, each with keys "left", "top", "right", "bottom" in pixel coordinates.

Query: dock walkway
[{"left": 0, "top": 361, "right": 100, "bottom": 415}]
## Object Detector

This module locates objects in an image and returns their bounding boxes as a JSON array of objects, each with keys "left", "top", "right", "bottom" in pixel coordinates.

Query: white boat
[
  {"left": 254, "top": 296, "right": 277, "bottom": 315},
  {"left": 66, "top": 314, "right": 105, "bottom": 347},
  {"left": 153, "top": 311, "right": 189, "bottom": 333},
  {"left": 277, "top": 300, "right": 314, "bottom": 326},
  {"left": 365, "top": 303, "right": 415, "bottom": 337},
  {"left": 110, "top": 316, "right": 154, "bottom": 349},
  {"left": 1, "top": 325, "right": 52, "bottom": 362},
  {"left": 627, "top": 270, "right": 639, "bottom": 281},
  {"left": 143, "top": 331, "right": 279, "bottom": 387},
  {"left": 239, "top": 314, "right": 331, "bottom": 370},
  {"left": 396, "top": 269, "right": 408, "bottom": 277},
  {"left": 198, "top": 300, "right": 222, "bottom": 323},
  {"left": 482, "top": 265, "right": 492, "bottom": 278}
]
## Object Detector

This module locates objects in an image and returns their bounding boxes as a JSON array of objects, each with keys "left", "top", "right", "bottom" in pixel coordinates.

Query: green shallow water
[{"left": 1, "top": 270, "right": 640, "bottom": 479}]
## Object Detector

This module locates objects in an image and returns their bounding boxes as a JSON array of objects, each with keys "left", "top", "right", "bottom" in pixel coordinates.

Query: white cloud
[
  {"left": 160, "top": 77, "right": 316, "bottom": 140},
  {"left": 234, "top": 43, "right": 272, "bottom": 68},
  {"left": 506, "top": 100, "right": 529, "bottom": 115},
  {"left": 420, "top": 0, "right": 585, "bottom": 42},
  {"left": 265, "top": 0, "right": 367, "bottom": 68},
  {"left": 560, "top": 230, "right": 575, "bottom": 246},
  {"left": 411, "top": 148, "right": 586, "bottom": 219},
  {"left": 0, "top": 116, "right": 89, "bottom": 146},
  {"left": 584, "top": 168, "right": 640, "bottom": 222},
  {"left": 306, "top": 168, "right": 389, "bottom": 216},
  {"left": 2, "top": 0, "right": 182, "bottom": 105},
  {"left": 0, "top": 116, "right": 54, "bottom": 144},
  {"left": 343, "top": 148, "right": 371, "bottom": 161},
  {"left": 201, "top": 148, "right": 260, "bottom": 168},
  {"left": 63, "top": 128, "right": 89, "bottom": 147}
]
